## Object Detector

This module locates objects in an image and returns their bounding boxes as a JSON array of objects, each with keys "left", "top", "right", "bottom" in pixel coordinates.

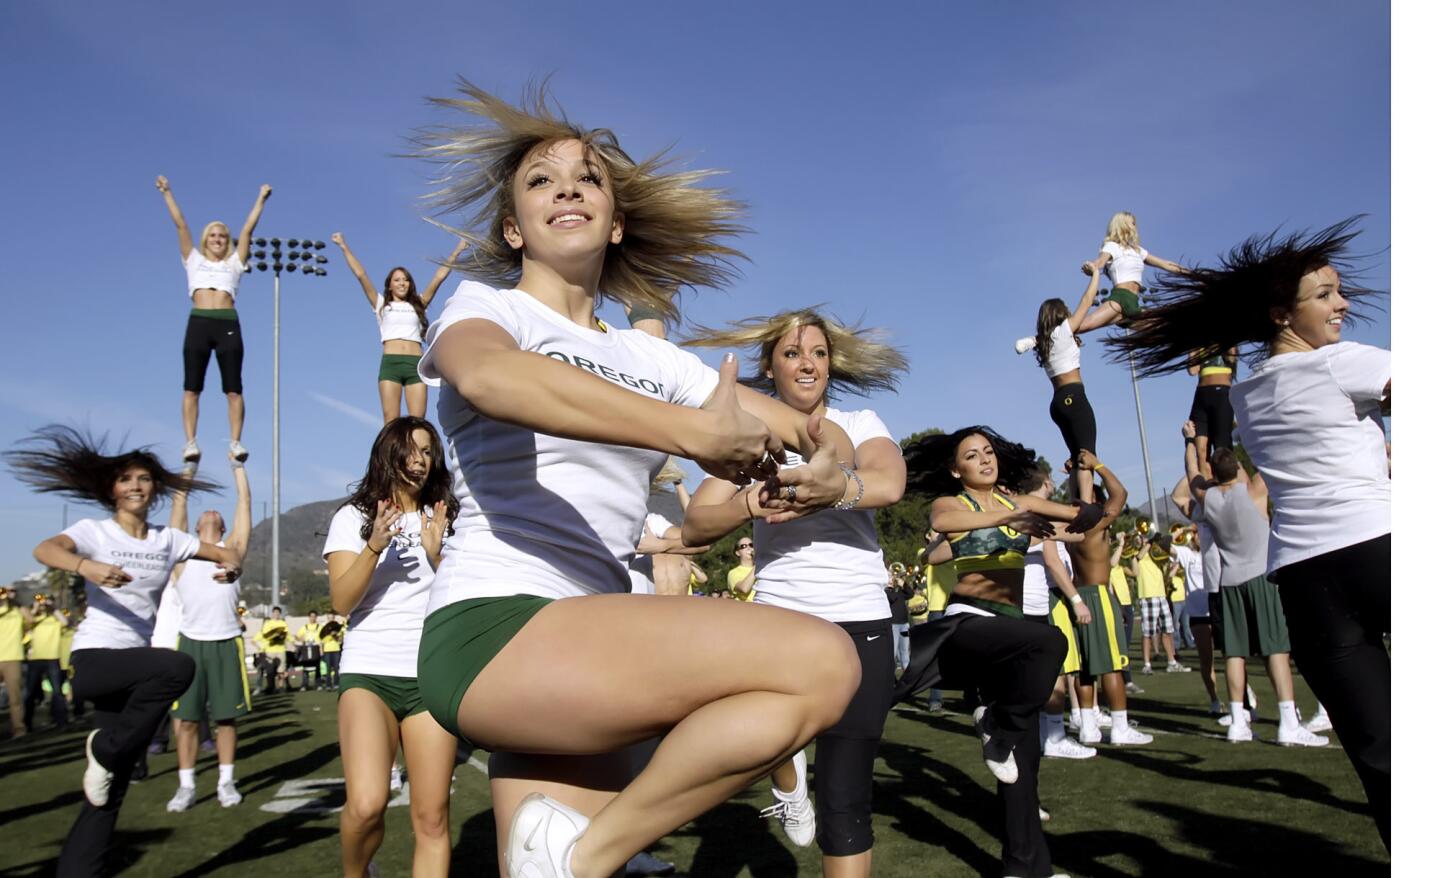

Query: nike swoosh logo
[
  {"left": 866, "top": 634, "right": 881, "bottom": 641},
  {"left": 524, "top": 819, "right": 542, "bottom": 852}
]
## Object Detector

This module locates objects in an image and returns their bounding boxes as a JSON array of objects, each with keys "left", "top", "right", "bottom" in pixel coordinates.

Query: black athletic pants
[
  {"left": 896, "top": 611, "right": 1067, "bottom": 877},
  {"left": 813, "top": 618, "right": 894, "bottom": 857},
  {"left": 1048, "top": 382, "right": 1097, "bottom": 464},
  {"left": 57, "top": 648, "right": 195, "bottom": 878},
  {"left": 1274, "top": 533, "right": 1390, "bottom": 849},
  {"left": 23, "top": 658, "right": 68, "bottom": 730}
]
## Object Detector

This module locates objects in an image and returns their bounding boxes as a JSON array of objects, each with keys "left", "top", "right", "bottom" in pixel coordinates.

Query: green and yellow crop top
[
  {"left": 1199, "top": 352, "right": 1234, "bottom": 377},
  {"left": 945, "top": 491, "right": 1031, "bottom": 574}
]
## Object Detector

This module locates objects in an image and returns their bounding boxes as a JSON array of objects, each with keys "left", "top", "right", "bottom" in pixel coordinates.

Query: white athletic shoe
[
  {"left": 1108, "top": 725, "right": 1153, "bottom": 746},
  {"left": 365, "top": 862, "right": 381, "bottom": 878},
  {"left": 1097, "top": 710, "right": 1113, "bottom": 729},
  {"left": 1014, "top": 336, "right": 1037, "bottom": 355},
  {"left": 1226, "top": 721, "right": 1254, "bottom": 743},
  {"left": 83, "top": 730, "right": 114, "bottom": 807},
  {"left": 973, "top": 707, "right": 1019, "bottom": 784},
  {"left": 1043, "top": 735, "right": 1097, "bottom": 759},
  {"left": 1140, "top": 663, "right": 1154, "bottom": 675},
  {"left": 506, "top": 792, "right": 587, "bottom": 878},
  {"left": 761, "top": 751, "right": 816, "bottom": 847},
  {"left": 1304, "top": 709, "right": 1333, "bottom": 734},
  {"left": 229, "top": 440, "right": 249, "bottom": 462},
  {"left": 182, "top": 440, "right": 201, "bottom": 463},
  {"left": 1277, "top": 724, "right": 1330, "bottom": 748},
  {"left": 166, "top": 784, "right": 196, "bottom": 813},
  {"left": 1125, "top": 681, "right": 1146, "bottom": 695},
  {"left": 390, "top": 765, "right": 403, "bottom": 792},
  {"left": 1165, "top": 660, "right": 1191, "bottom": 673},
  {"left": 1217, "top": 706, "right": 1257, "bottom": 728},
  {"left": 1038, "top": 806, "right": 1051, "bottom": 822},
  {"left": 217, "top": 780, "right": 243, "bottom": 807}
]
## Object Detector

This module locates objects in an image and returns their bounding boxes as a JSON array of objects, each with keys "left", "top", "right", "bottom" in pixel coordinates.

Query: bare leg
[
  {"left": 1193, "top": 621, "right": 1218, "bottom": 704},
  {"left": 404, "top": 382, "right": 428, "bottom": 419},
  {"left": 182, "top": 391, "right": 200, "bottom": 442},
  {"left": 1267, "top": 653, "right": 1296, "bottom": 702},
  {"left": 770, "top": 753, "right": 798, "bottom": 792},
  {"left": 216, "top": 720, "right": 238, "bottom": 765},
  {"left": 1076, "top": 679, "right": 1095, "bottom": 710},
  {"left": 1141, "top": 631, "right": 1153, "bottom": 667},
  {"left": 1162, "top": 633, "right": 1178, "bottom": 664},
  {"left": 399, "top": 712, "right": 457, "bottom": 878},
  {"left": 226, "top": 392, "right": 244, "bottom": 443},
  {"left": 457, "top": 595, "right": 859, "bottom": 878},
  {"left": 379, "top": 382, "right": 402, "bottom": 425},
  {"left": 1226, "top": 657, "right": 1248, "bottom": 704},
  {"left": 824, "top": 851, "right": 872, "bottom": 877},
  {"left": 1044, "top": 675, "right": 1066, "bottom": 713},
  {"left": 338, "top": 689, "right": 400, "bottom": 878},
  {"left": 1195, "top": 436, "right": 1212, "bottom": 479},
  {"left": 1099, "top": 671, "right": 1126, "bottom": 711},
  {"left": 176, "top": 719, "right": 200, "bottom": 771}
]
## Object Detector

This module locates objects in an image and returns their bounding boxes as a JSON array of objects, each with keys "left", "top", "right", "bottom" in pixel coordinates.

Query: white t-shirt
[
  {"left": 151, "top": 583, "right": 183, "bottom": 648},
  {"left": 1102, "top": 241, "right": 1149, "bottom": 286},
  {"left": 174, "top": 540, "right": 242, "bottom": 641},
  {"left": 1174, "top": 544, "right": 1209, "bottom": 617},
  {"left": 322, "top": 504, "right": 441, "bottom": 678},
  {"left": 1022, "top": 541, "right": 1070, "bottom": 617},
  {"left": 417, "top": 282, "right": 719, "bottom": 606},
  {"left": 753, "top": 408, "right": 894, "bottom": 624},
  {"left": 63, "top": 518, "right": 201, "bottom": 651},
  {"left": 1231, "top": 342, "right": 1390, "bottom": 573},
  {"left": 626, "top": 513, "right": 675, "bottom": 596},
  {"left": 377, "top": 299, "right": 424, "bottom": 344},
  {"left": 184, "top": 248, "right": 245, "bottom": 297},
  {"left": 1043, "top": 321, "right": 1081, "bottom": 378}
]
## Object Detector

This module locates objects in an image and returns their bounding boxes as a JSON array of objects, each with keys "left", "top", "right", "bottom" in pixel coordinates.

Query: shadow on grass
[
  {"left": 681, "top": 800, "right": 799, "bottom": 877},
  {"left": 874, "top": 738, "right": 1003, "bottom": 876},
  {"left": 454, "top": 807, "right": 499, "bottom": 872}
]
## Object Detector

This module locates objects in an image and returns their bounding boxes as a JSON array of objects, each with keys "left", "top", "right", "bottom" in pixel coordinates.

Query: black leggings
[
  {"left": 58, "top": 648, "right": 195, "bottom": 878},
  {"left": 1048, "top": 382, "right": 1097, "bottom": 463},
  {"left": 1188, "top": 384, "right": 1234, "bottom": 451},
  {"left": 813, "top": 618, "right": 894, "bottom": 857},
  {"left": 182, "top": 315, "right": 244, "bottom": 394},
  {"left": 897, "top": 611, "right": 1067, "bottom": 877},
  {"left": 1274, "top": 534, "right": 1390, "bottom": 848}
]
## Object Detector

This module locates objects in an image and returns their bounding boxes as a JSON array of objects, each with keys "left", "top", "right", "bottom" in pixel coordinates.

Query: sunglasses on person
[{"left": 737, "top": 542, "right": 754, "bottom": 550}]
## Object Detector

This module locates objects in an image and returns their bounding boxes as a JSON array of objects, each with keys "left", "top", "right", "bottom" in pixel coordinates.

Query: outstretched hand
[
  {"left": 420, "top": 501, "right": 448, "bottom": 561},
  {"left": 757, "top": 410, "right": 848, "bottom": 524},
  {"left": 259, "top": 184, "right": 273, "bottom": 200},
  {"left": 366, "top": 500, "right": 404, "bottom": 554},
  {"left": 692, "top": 354, "right": 783, "bottom": 487},
  {"left": 1181, "top": 420, "right": 1197, "bottom": 440},
  {"left": 155, "top": 175, "right": 171, "bottom": 193},
  {"left": 1004, "top": 508, "right": 1056, "bottom": 539},
  {"left": 331, "top": 232, "right": 345, "bottom": 247}
]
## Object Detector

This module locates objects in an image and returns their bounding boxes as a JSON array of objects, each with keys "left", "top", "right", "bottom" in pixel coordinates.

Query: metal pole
[
  {"left": 1127, "top": 347, "right": 1163, "bottom": 530},
  {"left": 271, "top": 272, "right": 281, "bottom": 609}
]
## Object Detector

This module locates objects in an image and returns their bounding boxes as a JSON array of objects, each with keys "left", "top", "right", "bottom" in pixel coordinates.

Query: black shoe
[{"left": 626, "top": 852, "right": 677, "bottom": 876}]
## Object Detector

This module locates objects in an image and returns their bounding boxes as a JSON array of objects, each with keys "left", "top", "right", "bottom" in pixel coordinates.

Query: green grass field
[{"left": 0, "top": 655, "right": 1388, "bottom": 877}]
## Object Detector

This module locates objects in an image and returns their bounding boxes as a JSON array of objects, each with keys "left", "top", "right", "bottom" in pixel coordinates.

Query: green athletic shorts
[
  {"left": 378, "top": 353, "right": 423, "bottom": 386},
  {"left": 1105, "top": 287, "right": 1143, "bottom": 318},
  {"left": 1071, "top": 584, "right": 1129, "bottom": 676},
  {"left": 172, "top": 634, "right": 252, "bottom": 721},
  {"left": 1218, "top": 575, "right": 1291, "bottom": 657},
  {"left": 339, "top": 673, "right": 427, "bottom": 721},
  {"left": 418, "top": 595, "right": 553, "bottom": 741},
  {"left": 1047, "top": 591, "right": 1082, "bottom": 674},
  {"left": 190, "top": 307, "right": 239, "bottom": 321}
]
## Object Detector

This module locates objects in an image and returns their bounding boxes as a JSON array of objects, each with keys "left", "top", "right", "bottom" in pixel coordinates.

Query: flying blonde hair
[
  {"left": 414, "top": 79, "right": 748, "bottom": 325},
  {"left": 686, "top": 307, "right": 908, "bottom": 397},
  {"left": 199, "top": 221, "right": 234, "bottom": 260},
  {"left": 1104, "top": 211, "right": 1141, "bottom": 251}
]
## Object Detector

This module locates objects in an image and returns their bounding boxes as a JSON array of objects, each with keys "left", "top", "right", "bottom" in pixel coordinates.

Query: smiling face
[
  {"left": 503, "top": 138, "right": 624, "bottom": 270},
  {"left": 735, "top": 538, "right": 755, "bottom": 564},
  {"left": 1278, "top": 264, "right": 1348, "bottom": 350},
  {"left": 950, "top": 433, "right": 999, "bottom": 492},
  {"left": 767, "top": 324, "right": 831, "bottom": 413},
  {"left": 201, "top": 222, "right": 231, "bottom": 260},
  {"left": 111, "top": 464, "right": 156, "bottom": 515},
  {"left": 386, "top": 269, "right": 413, "bottom": 300}
]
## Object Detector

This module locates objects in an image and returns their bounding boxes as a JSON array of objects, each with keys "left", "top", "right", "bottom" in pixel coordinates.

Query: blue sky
[{"left": 0, "top": 1, "right": 1390, "bottom": 582}]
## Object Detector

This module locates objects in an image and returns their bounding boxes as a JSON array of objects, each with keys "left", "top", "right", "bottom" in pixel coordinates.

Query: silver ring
[{"left": 784, "top": 485, "right": 798, "bottom": 502}]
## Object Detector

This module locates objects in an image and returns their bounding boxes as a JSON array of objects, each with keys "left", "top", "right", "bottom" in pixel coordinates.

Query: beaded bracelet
[{"left": 832, "top": 464, "right": 864, "bottom": 511}]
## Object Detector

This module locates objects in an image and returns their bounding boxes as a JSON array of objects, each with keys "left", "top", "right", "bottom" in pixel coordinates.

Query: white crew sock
[
  {"left": 1070, "top": 708, "right": 1082, "bottom": 728},
  {"left": 1043, "top": 712, "right": 1065, "bottom": 743},
  {"left": 218, "top": 763, "right": 235, "bottom": 785},
  {"left": 1080, "top": 707, "right": 1100, "bottom": 731},
  {"left": 178, "top": 768, "right": 195, "bottom": 789},
  {"left": 1230, "top": 701, "right": 1247, "bottom": 726},
  {"left": 1111, "top": 709, "right": 1130, "bottom": 732},
  {"left": 1278, "top": 701, "right": 1299, "bottom": 730}
]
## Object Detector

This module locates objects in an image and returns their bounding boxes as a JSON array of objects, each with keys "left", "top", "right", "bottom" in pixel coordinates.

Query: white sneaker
[
  {"left": 1277, "top": 724, "right": 1330, "bottom": 748},
  {"left": 182, "top": 440, "right": 201, "bottom": 463},
  {"left": 761, "top": 751, "right": 815, "bottom": 847},
  {"left": 1217, "top": 706, "right": 1257, "bottom": 728},
  {"left": 229, "top": 440, "right": 249, "bottom": 462},
  {"left": 83, "top": 730, "right": 114, "bottom": 807},
  {"left": 1043, "top": 735, "right": 1097, "bottom": 759},
  {"left": 365, "top": 862, "right": 381, "bottom": 878},
  {"left": 1125, "top": 681, "right": 1145, "bottom": 695},
  {"left": 1226, "top": 721, "right": 1254, "bottom": 743},
  {"left": 1304, "top": 709, "right": 1333, "bottom": 734},
  {"left": 1096, "top": 710, "right": 1113, "bottom": 729},
  {"left": 1166, "top": 661, "right": 1191, "bottom": 673},
  {"left": 217, "top": 780, "right": 243, "bottom": 807},
  {"left": 1140, "top": 663, "right": 1154, "bottom": 675},
  {"left": 1014, "top": 336, "right": 1037, "bottom": 355},
  {"left": 1108, "top": 725, "right": 1153, "bottom": 746},
  {"left": 1038, "top": 806, "right": 1051, "bottom": 822},
  {"left": 506, "top": 792, "right": 587, "bottom": 878},
  {"left": 166, "top": 784, "right": 196, "bottom": 813},
  {"left": 973, "top": 707, "right": 1018, "bottom": 784},
  {"left": 390, "top": 765, "right": 403, "bottom": 792}
]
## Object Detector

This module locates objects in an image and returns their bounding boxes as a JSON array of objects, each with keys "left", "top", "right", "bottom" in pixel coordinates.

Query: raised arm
[
  {"left": 1143, "top": 252, "right": 1188, "bottom": 275},
  {"left": 688, "top": 561, "right": 708, "bottom": 586},
  {"left": 1072, "top": 450, "right": 1128, "bottom": 529},
  {"left": 230, "top": 460, "right": 252, "bottom": 562},
  {"left": 156, "top": 175, "right": 193, "bottom": 258},
  {"left": 169, "top": 462, "right": 195, "bottom": 532},
  {"left": 235, "top": 184, "right": 272, "bottom": 261},
  {"left": 1180, "top": 420, "right": 1211, "bottom": 500},
  {"left": 419, "top": 239, "right": 468, "bottom": 307},
  {"left": 331, "top": 233, "right": 380, "bottom": 309},
  {"left": 1170, "top": 473, "right": 1195, "bottom": 521},
  {"left": 1070, "top": 261, "right": 1107, "bottom": 334}
]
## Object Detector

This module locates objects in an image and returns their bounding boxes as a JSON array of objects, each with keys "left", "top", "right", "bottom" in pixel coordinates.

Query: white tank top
[
  {"left": 1043, "top": 321, "right": 1082, "bottom": 377},
  {"left": 377, "top": 299, "right": 424, "bottom": 343},
  {"left": 184, "top": 249, "right": 245, "bottom": 298},
  {"left": 174, "top": 540, "right": 243, "bottom": 641}
]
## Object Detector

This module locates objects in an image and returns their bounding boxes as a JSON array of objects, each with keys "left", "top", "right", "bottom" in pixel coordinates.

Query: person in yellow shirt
[
  {"left": 295, "top": 611, "right": 323, "bottom": 691},
  {"left": 1, "top": 588, "right": 27, "bottom": 737},
  {"left": 24, "top": 595, "right": 70, "bottom": 731},
  {"left": 319, "top": 612, "right": 345, "bottom": 692},
  {"left": 918, "top": 532, "right": 957, "bottom": 712},
  {"left": 727, "top": 538, "right": 757, "bottom": 602},
  {"left": 1129, "top": 535, "right": 1188, "bottom": 675},
  {"left": 255, "top": 607, "right": 291, "bottom": 694},
  {"left": 1168, "top": 526, "right": 1196, "bottom": 650},
  {"left": 686, "top": 561, "right": 709, "bottom": 597}
]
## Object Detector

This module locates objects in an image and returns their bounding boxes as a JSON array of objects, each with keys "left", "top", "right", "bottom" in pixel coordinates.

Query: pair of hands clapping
[{"left": 367, "top": 498, "right": 448, "bottom": 562}]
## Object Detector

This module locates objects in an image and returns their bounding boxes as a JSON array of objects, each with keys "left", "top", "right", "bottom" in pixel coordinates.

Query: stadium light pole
[
  {"left": 1126, "top": 343, "right": 1164, "bottom": 531},
  {"left": 246, "top": 237, "right": 327, "bottom": 608}
]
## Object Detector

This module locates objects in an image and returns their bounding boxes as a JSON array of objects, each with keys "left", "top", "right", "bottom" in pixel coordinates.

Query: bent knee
[
  {"left": 411, "top": 805, "right": 449, "bottom": 841},
  {"left": 804, "top": 625, "right": 862, "bottom": 724},
  {"left": 345, "top": 795, "right": 389, "bottom": 826}
]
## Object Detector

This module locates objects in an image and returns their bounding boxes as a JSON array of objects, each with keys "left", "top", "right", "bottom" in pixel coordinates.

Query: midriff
[
  {"left": 191, "top": 288, "right": 235, "bottom": 310},
  {"left": 382, "top": 339, "right": 423, "bottom": 356},
  {"left": 952, "top": 570, "right": 1022, "bottom": 608}
]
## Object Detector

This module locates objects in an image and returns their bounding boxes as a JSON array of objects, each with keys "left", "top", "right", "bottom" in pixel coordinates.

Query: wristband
[
  {"left": 832, "top": 464, "right": 864, "bottom": 511},
  {"left": 1069, "top": 593, "right": 1084, "bottom": 605},
  {"left": 1093, "top": 462, "right": 1106, "bottom": 471},
  {"left": 743, "top": 489, "right": 758, "bottom": 519}
]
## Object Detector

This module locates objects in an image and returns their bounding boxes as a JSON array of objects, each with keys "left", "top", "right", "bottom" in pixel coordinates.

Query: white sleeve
[
  {"left": 61, "top": 520, "right": 101, "bottom": 558},
  {"left": 1102, "top": 241, "right": 1123, "bottom": 260},
  {"left": 169, "top": 529, "right": 202, "bottom": 565},
  {"left": 417, "top": 281, "right": 514, "bottom": 386},
  {"left": 645, "top": 513, "right": 675, "bottom": 536},
  {"left": 322, "top": 506, "right": 368, "bottom": 558},
  {"left": 1140, "top": 246, "right": 1149, "bottom": 260},
  {"left": 647, "top": 337, "right": 720, "bottom": 408},
  {"left": 1327, "top": 343, "right": 1390, "bottom": 403},
  {"left": 845, "top": 410, "right": 895, "bottom": 448}
]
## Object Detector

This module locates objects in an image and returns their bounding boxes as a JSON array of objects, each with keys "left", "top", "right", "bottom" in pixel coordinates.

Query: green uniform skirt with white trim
[
  {"left": 1217, "top": 575, "right": 1291, "bottom": 657},
  {"left": 1072, "top": 584, "right": 1129, "bottom": 676}
]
